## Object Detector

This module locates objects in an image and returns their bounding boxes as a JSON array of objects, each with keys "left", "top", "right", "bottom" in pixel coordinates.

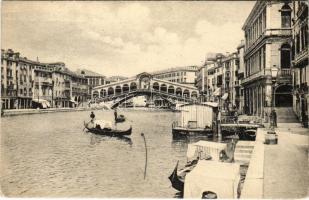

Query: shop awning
[
  {"left": 32, "top": 98, "right": 51, "bottom": 108},
  {"left": 221, "top": 93, "right": 229, "bottom": 100},
  {"left": 212, "top": 88, "right": 221, "bottom": 96},
  {"left": 201, "top": 102, "right": 218, "bottom": 107},
  {"left": 70, "top": 99, "right": 78, "bottom": 104}
]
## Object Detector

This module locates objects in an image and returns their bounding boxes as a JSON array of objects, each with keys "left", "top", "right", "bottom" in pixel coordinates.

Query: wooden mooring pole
[{"left": 141, "top": 133, "right": 148, "bottom": 180}]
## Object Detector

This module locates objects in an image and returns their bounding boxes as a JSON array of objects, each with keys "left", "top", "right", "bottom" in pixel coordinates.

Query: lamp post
[{"left": 271, "top": 65, "right": 279, "bottom": 109}]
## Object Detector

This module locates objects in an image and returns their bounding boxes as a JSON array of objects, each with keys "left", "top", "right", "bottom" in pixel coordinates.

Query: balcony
[
  {"left": 279, "top": 69, "right": 291, "bottom": 76},
  {"left": 264, "top": 28, "right": 292, "bottom": 37},
  {"left": 293, "top": 48, "right": 308, "bottom": 66},
  {"left": 7, "top": 84, "right": 16, "bottom": 90},
  {"left": 35, "top": 77, "right": 53, "bottom": 85}
]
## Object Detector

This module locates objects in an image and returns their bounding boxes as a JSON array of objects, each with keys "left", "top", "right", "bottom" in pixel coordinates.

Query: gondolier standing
[{"left": 90, "top": 111, "right": 95, "bottom": 122}]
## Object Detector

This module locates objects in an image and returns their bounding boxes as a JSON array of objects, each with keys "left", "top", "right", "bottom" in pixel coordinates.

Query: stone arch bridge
[{"left": 92, "top": 72, "right": 199, "bottom": 109}]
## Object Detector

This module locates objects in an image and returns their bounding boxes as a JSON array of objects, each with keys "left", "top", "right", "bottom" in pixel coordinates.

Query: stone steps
[
  {"left": 277, "top": 123, "right": 303, "bottom": 128},
  {"left": 276, "top": 107, "right": 299, "bottom": 123},
  {"left": 234, "top": 141, "right": 255, "bottom": 165}
]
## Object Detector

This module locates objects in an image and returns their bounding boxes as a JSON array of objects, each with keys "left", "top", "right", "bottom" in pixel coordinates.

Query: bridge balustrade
[{"left": 95, "top": 87, "right": 195, "bottom": 103}]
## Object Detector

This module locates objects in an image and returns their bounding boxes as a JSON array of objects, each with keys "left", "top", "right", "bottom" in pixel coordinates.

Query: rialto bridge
[{"left": 91, "top": 72, "right": 199, "bottom": 108}]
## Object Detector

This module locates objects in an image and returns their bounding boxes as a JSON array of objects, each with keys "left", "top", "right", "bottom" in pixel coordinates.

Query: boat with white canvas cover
[{"left": 172, "top": 102, "right": 218, "bottom": 138}]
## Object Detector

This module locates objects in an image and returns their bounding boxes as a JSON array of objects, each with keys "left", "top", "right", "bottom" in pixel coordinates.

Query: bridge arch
[
  {"left": 168, "top": 85, "right": 175, "bottom": 94},
  {"left": 191, "top": 91, "right": 198, "bottom": 98},
  {"left": 130, "top": 82, "right": 137, "bottom": 91},
  {"left": 123, "top": 84, "right": 129, "bottom": 93},
  {"left": 176, "top": 87, "right": 182, "bottom": 96},
  {"left": 107, "top": 87, "right": 114, "bottom": 96},
  {"left": 183, "top": 89, "right": 190, "bottom": 98},
  {"left": 160, "top": 84, "right": 167, "bottom": 92},
  {"left": 93, "top": 91, "right": 99, "bottom": 98},
  {"left": 115, "top": 85, "right": 122, "bottom": 95},
  {"left": 153, "top": 82, "right": 160, "bottom": 91},
  {"left": 100, "top": 89, "right": 106, "bottom": 97}
]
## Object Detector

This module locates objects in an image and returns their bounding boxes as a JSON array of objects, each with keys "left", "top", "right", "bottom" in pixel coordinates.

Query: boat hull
[
  {"left": 172, "top": 127, "right": 212, "bottom": 138},
  {"left": 168, "top": 161, "right": 184, "bottom": 192},
  {"left": 115, "top": 117, "right": 126, "bottom": 123},
  {"left": 85, "top": 124, "right": 132, "bottom": 137}
]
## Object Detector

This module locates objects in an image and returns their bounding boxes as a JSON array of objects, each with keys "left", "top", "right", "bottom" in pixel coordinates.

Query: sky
[{"left": 2, "top": 1, "right": 255, "bottom": 77}]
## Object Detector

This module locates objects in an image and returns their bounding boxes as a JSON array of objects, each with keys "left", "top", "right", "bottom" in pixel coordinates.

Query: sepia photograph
[{"left": 1, "top": 0, "right": 308, "bottom": 198}]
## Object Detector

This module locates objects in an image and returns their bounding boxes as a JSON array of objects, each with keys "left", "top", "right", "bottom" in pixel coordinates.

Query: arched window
[
  {"left": 93, "top": 91, "right": 99, "bottom": 98},
  {"left": 176, "top": 87, "right": 182, "bottom": 96},
  {"left": 123, "top": 84, "right": 129, "bottom": 93},
  {"left": 152, "top": 82, "right": 159, "bottom": 91},
  {"left": 130, "top": 82, "right": 137, "bottom": 91},
  {"left": 281, "top": 43, "right": 291, "bottom": 69},
  {"left": 115, "top": 86, "right": 122, "bottom": 95},
  {"left": 168, "top": 86, "right": 175, "bottom": 94},
  {"left": 281, "top": 4, "right": 291, "bottom": 28},
  {"left": 107, "top": 87, "right": 114, "bottom": 96},
  {"left": 160, "top": 84, "right": 167, "bottom": 92}
]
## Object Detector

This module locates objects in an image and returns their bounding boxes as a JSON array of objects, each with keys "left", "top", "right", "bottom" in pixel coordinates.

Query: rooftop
[
  {"left": 76, "top": 69, "right": 106, "bottom": 78},
  {"left": 151, "top": 66, "right": 198, "bottom": 75}
]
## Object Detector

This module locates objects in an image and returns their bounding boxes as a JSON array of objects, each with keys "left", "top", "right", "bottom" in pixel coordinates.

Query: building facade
[
  {"left": 1, "top": 49, "right": 88, "bottom": 109},
  {"left": 78, "top": 69, "right": 105, "bottom": 100},
  {"left": 242, "top": 1, "right": 293, "bottom": 118},
  {"left": 1, "top": 50, "right": 34, "bottom": 109},
  {"left": 236, "top": 41, "right": 246, "bottom": 114},
  {"left": 221, "top": 52, "right": 239, "bottom": 111},
  {"left": 205, "top": 54, "right": 225, "bottom": 103},
  {"left": 292, "top": 1, "right": 308, "bottom": 127},
  {"left": 196, "top": 66, "right": 207, "bottom": 102},
  {"left": 151, "top": 66, "right": 198, "bottom": 87}
]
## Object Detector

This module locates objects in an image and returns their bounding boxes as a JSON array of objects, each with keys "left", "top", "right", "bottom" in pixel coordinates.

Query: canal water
[{"left": 1, "top": 110, "right": 208, "bottom": 197}]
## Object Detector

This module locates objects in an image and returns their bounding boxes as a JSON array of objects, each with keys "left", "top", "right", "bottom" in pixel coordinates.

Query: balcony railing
[
  {"left": 242, "top": 68, "right": 292, "bottom": 85},
  {"left": 7, "top": 84, "right": 15, "bottom": 90},
  {"left": 293, "top": 48, "right": 308, "bottom": 65},
  {"left": 264, "top": 28, "right": 292, "bottom": 36},
  {"left": 34, "top": 77, "right": 53, "bottom": 85},
  {"left": 279, "top": 69, "right": 292, "bottom": 76}
]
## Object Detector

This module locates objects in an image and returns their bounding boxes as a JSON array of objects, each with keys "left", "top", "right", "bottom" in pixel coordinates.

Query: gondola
[
  {"left": 84, "top": 121, "right": 132, "bottom": 137},
  {"left": 168, "top": 161, "right": 184, "bottom": 192},
  {"left": 115, "top": 115, "right": 126, "bottom": 123}
]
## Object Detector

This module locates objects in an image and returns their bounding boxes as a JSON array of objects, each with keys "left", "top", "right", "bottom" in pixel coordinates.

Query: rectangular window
[{"left": 281, "top": 12, "right": 291, "bottom": 28}]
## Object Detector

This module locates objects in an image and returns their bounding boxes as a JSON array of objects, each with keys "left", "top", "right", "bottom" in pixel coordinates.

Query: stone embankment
[{"left": 2, "top": 107, "right": 95, "bottom": 117}]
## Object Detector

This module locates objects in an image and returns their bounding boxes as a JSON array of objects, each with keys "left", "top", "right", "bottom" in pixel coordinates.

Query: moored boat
[
  {"left": 168, "top": 161, "right": 184, "bottom": 192},
  {"left": 172, "top": 102, "right": 218, "bottom": 138},
  {"left": 84, "top": 120, "right": 132, "bottom": 137}
]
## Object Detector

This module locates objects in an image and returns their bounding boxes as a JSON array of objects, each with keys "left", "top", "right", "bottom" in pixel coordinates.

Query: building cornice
[{"left": 242, "top": 1, "right": 267, "bottom": 30}]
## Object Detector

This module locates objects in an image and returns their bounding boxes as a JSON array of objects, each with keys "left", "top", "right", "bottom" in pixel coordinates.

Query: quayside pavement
[
  {"left": 241, "top": 122, "right": 309, "bottom": 199},
  {"left": 263, "top": 123, "right": 309, "bottom": 199}
]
